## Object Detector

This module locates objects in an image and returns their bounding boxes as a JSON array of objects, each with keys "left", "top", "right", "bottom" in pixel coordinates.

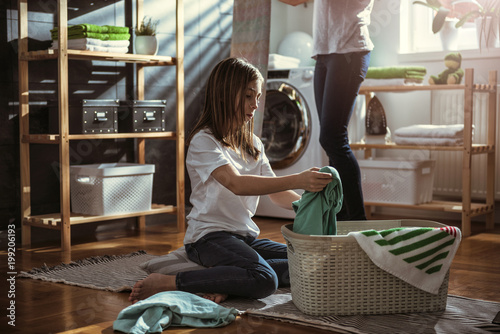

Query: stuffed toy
[{"left": 429, "top": 52, "right": 464, "bottom": 85}]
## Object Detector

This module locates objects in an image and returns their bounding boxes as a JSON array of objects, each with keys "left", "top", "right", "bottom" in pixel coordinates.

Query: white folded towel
[
  {"left": 394, "top": 124, "right": 467, "bottom": 138},
  {"left": 350, "top": 226, "right": 461, "bottom": 294},
  {"left": 268, "top": 53, "right": 300, "bottom": 69},
  {"left": 394, "top": 135, "right": 463, "bottom": 146},
  {"left": 362, "top": 78, "right": 423, "bottom": 87},
  {"left": 51, "top": 37, "right": 130, "bottom": 49},
  {"left": 50, "top": 42, "right": 129, "bottom": 54}
]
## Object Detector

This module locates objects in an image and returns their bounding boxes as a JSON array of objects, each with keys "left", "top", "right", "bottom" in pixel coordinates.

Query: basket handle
[
  {"left": 76, "top": 176, "right": 91, "bottom": 183},
  {"left": 283, "top": 236, "right": 295, "bottom": 254}
]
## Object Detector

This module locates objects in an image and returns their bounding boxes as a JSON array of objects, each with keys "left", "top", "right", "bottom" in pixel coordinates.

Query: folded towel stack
[
  {"left": 50, "top": 24, "right": 131, "bottom": 53},
  {"left": 394, "top": 124, "right": 472, "bottom": 146},
  {"left": 50, "top": 38, "right": 130, "bottom": 53},
  {"left": 364, "top": 66, "right": 427, "bottom": 86},
  {"left": 51, "top": 23, "right": 130, "bottom": 40}
]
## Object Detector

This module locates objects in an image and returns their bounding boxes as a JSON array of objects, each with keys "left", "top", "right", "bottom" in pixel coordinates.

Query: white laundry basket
[{"left": 282, "top": 219, "right": 449, "bottom": 316}]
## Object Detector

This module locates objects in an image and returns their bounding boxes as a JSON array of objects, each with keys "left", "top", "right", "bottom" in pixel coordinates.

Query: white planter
[
  {"left": 439, "top": 19, "right": 459, "bottom": 51},
  {"left": 135, "top": 35, "right": 158, "bottom": 55},
  {"left": 475, "top": 17, "right": 499, "bottom": 50}
]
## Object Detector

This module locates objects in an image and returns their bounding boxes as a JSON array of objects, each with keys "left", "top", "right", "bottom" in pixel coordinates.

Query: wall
[{"left": 1, "top": 0, "right": 233, "bottom": 232}]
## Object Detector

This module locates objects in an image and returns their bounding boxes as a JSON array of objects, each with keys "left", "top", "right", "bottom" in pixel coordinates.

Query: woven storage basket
[{"left": 282, "top": 219, "right": 449, "bottom": 316}]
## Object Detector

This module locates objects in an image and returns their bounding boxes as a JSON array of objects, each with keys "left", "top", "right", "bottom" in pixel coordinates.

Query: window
[{"left": 399, "top": 0, "right": 497, "bottom": 55}]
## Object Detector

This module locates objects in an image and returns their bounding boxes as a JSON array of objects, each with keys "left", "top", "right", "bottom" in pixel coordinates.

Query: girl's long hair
[{"left": 187, "top": 57, "right": 263, "bottom": 161}]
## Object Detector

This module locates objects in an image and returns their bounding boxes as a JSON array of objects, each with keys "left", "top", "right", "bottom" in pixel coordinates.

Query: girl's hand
[{"left": 297, "top": 167, "right": 333, "bottom": 192}]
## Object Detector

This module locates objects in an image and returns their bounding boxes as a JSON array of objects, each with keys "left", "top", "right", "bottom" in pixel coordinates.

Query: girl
[{"left": 129, "top": 57, "right": 333, "bottom": 304}]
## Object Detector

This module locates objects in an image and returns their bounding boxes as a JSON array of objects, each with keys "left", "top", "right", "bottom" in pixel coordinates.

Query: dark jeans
[
  {"left": 314, "top": 51, "right": 371, "bottom": 221},
  {"left": 177, "top": 231, "right": 289, "bottom": 299}
]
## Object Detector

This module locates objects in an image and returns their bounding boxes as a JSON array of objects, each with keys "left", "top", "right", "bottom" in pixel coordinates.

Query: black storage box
[
  {"left": 118, "top": 100, "right": 167, "bottom": 133},
  {"left": 49, "top": 99, "right": 119, "bottom": 134}
]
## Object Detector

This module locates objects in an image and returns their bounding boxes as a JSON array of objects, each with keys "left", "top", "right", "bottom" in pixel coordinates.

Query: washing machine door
[{"left": 261, "top": 80, "right": 311, "bottom": 169}]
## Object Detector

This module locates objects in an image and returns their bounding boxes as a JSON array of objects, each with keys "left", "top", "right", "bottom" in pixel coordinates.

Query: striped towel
[{"left": 350, "top": 226, "right": 461, "bottom": 294}]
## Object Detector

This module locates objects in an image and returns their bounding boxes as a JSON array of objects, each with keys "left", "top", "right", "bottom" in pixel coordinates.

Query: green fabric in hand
[{"left": 292, "top": 166, "right": 343, "bottom": 235}]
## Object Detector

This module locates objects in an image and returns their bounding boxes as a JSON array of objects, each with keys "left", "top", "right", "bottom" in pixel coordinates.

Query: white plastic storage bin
[
  {"left": 70, "top": 163, "right": 155, "bottom": 216},
  {"left": 358, "top": 158, "right": 435, "bottom": 205}
]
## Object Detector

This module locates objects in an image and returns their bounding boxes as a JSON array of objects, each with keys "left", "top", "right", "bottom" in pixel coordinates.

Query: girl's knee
[{"left": 248, "top": 270, "right": 278, "bottom": 299}]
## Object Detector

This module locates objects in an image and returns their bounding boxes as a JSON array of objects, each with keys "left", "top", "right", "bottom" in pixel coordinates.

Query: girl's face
[{"left": 242, "top": 80, "right": 262, "bottom": 123}]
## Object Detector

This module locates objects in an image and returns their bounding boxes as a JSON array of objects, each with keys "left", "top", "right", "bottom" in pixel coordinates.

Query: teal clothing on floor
[
  {"left": 292, "top": 166, "right": 343, "bottom": 235},
  {"left": 113, "top": 291, "right": 238, "bottom": 334}
]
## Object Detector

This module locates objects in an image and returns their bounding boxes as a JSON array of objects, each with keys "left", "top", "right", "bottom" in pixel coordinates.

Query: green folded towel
[
  {"left": 366, "top": 66, "right": 427, "bottom": 79},
  {"left": 103, "top": 25, "right": 130, "bottom": 34},
  {"left": 51, "top": 24, "right": 129, "bottom": 34},
  {"left": 52, "top": 32, "right": 131, "bottom": 41}
]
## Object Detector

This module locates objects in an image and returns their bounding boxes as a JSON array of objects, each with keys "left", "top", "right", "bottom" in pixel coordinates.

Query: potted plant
[
  {"left": 454, "top": 0, "right": 499, "bottom": 49},
  {"left": 134, "top": 16, "right": 159, "bottom": 55},
  {"left": 413, "top": 0, "right": 461, "bottom": 50}
]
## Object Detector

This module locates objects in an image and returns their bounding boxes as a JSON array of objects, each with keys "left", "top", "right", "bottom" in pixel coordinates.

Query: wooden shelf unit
[
  {"left": 353, "top": 68, "right": 497, "bottom": 237},
  {"left": 18, "top": 0, "right": 185, "bottom": 251}
]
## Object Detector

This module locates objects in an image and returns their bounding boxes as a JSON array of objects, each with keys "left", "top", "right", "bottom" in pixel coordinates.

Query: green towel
[
  {"left": 366, "top": 66, "right": 427, "bottom": 80},
  {"left": 113, "top": 291, "right": 238, "bottom": 333},
  {"left": 51, "top": 24, "right": 130, "bottom": 41},
  {"left": 292, "top": 166, "right": 343, "bottom": 236},
  {"left": 103, "top": 25, "right": 130, "bottom": 34},
  {"left": 52, "top": 32, "right": 131, "bottom": 41},
  {"left": 51, "top": 24, "right": 129, "bottom": 34}
]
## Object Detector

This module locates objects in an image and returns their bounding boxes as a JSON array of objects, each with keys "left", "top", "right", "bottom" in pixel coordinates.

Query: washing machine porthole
[{"left": 261, "top": 81, "right": 311, "bottom": 169}]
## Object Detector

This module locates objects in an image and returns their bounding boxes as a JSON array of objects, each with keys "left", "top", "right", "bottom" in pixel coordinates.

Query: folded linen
[
  {"left": 366, "top": 66, "right": 427, "bottom": 80},
  {"left": 394, "top": 135, "right": 463, "bottom": 146},
  {"left": 268, "top": 53, "right": 300, "bottom": 69},
  {"left": 52, "top": 32, "right": 131, "bottom": 41},
  {"left": 394, "top": 124, "right": 467, "bottom": 138},
  {"left": 52, "top": 38, "right": 130, "bottom": 48},
  {"left": 50, "top": 43, "right": 129, "bottom": 53},
  {"left": 350, "top": 226, "right": 461, "bottom": 294},
  {"left": 362, "top": 78, "right": 424, "bottom": 86},
  {"left": 51, "top": 24, "right": 130, "bottom": 35}
]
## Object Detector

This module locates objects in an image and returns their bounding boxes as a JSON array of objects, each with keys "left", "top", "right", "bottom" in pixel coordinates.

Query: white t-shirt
[
  {"left": 184, "top": 129, "right": 275, "bottom": 244},
  {"left": 312, "top": 0, "right": 374, "bottom": 56}
]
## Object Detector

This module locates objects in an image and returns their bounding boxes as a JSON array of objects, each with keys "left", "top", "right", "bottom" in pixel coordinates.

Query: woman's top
[
  {"left": 312, "top": 0, "right": 374, "bottom": 56},
  {"left": 184, "top": 129, "right": 275, "bottom": 244}
]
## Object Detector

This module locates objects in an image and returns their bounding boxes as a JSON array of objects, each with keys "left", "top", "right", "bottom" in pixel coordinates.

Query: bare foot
[
  {"left": 202, "top": 293, "right": 228, "bottom": 304},
  {"left": 128, "top": 273, "right": 176, "bottom": 303}
]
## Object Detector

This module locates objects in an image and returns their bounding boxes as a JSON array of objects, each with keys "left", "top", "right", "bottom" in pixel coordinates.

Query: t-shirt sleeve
[{"left": 187, "top": 132, "right": 230, "bottom": 183}]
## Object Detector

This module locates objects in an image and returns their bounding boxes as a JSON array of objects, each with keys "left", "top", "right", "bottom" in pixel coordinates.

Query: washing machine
[{"left": 256, "top": 67, "right": 329, "bottom": 219}]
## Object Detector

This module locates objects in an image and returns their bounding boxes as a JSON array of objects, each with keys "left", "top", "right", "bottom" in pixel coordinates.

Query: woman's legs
[
  {"left": 179, "top": 232, "right": 282, "bottom": 299},
  {"left": 314, "top": 52, "right": 370, "bottom": 221}
]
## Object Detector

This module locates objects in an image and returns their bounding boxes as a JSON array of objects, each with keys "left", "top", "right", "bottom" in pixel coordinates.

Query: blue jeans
[
  {"left": 314, "top": 52, "right": 370, "bottom": 221},
  {"left": 177, "top": 231, "right": 289, "bottom": 299}
]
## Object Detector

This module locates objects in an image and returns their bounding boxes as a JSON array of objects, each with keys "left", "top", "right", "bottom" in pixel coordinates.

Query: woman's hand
[{"left": 296, "top": 167, "right": 333, "bottom": 192}]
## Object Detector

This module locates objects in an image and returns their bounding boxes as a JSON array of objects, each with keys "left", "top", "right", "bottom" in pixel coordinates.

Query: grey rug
[
  {"left": 19, "top": 251, "right": 500, "bottom": 333},
  {"left": 18, "top": 250, "right": 156, "bottom": 292}
]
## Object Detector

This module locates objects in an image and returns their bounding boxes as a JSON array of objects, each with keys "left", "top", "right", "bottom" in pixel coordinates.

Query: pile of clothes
[
  {"left": 50, "top": 23, "right": 130, "bottom": 53},
  {"left": 393, "top": 124, "right": 471, "bottom": 146},
  {"left": 363, "top": 66, "right": 427, "bottom": 86}
]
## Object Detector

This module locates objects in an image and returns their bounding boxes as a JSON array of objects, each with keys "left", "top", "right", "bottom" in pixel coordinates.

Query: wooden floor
[{"left": 3, "top": 214, "right": 500, "bottom": 334}]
